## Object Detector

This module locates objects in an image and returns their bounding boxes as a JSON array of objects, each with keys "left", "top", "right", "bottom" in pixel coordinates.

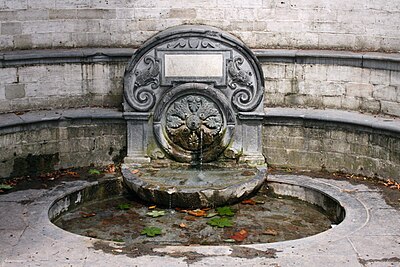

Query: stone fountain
[{"left": 122, "top": 25, "right": 267, "bottom": 208}]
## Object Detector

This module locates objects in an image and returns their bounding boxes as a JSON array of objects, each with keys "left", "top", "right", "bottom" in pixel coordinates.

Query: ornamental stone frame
[{"left": 123, "top": 25, "right": 265, "bottom": 165}]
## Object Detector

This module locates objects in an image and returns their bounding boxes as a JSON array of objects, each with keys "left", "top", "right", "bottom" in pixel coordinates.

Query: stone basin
[{"left": 122, "top": 163, "right": 267, "bottom": 208}]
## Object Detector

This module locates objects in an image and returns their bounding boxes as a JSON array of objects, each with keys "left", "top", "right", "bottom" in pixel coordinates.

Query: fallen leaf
[
  {"left": 117, "top": 203, "right": 131, "bottom": 210},
  {"left": 184, "top": 216, "right": 196, "bottom": 221},
  {"left": 206, "top": 212, "right": 218, "bottom": 218},
  {"left": 141, "top": 226, "right": 162, "bottom": 237},
  {"left": 146, "top": 210, "right": 166, "bottom": 217},
  {"left": 241, "top": 170, "right": 255, "bottom": 176},
  {"left": 88, "top": 169, "right": 101, "bottom": 175},
  {"left": 187, "top": 209, "right": 206, "bottom": 217},
  {"left": 241, "top": 199, "right": 256, "bottom": 205},
  {"left": 179, "top": 222, "right": 188, "bottom": 228},
  {"left": 230, "top": 229, "right": 248, "bottom": 242},
  {"left": 263, "top": 229, "right": 278, "bottom": 236},
  {"left": 341, "top": 189, "right": 356, "bottom": 193},
  {"left": 80, "top": 212, "right": 96, "bottom": 218},
  {"left": 216, "top": 206, "right": 235, "bottom": 216},
  {"left": 66, "top": 171, "right": 80, "bottom": 178},
  {"left": 207, "top": 217, "right": 233, "bottom": 228},
  {"left": 105, "top": 164, "right": 115, "bottom": 173},
  {"left": 0, "top": 184, "right": 13, "bottom": 190},
  {"left": 176, "top": 208, "right": 188, "bottom": 213}
]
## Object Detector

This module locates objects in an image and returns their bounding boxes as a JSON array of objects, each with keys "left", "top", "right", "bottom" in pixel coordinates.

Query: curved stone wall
[
  {"left": 263, "top": 109, "right": 400, "bottom": 181},
  {"left": 0, "top": 1, "right": 399, "bottom": 52},
  {"left": 0, "top": 109, "right": 126, "bottom": 178},
  {"left": 0, "top": 49, "right": 399, "bottom": 117},
  {"left": 261, "top": 51, "right": 400, "bottom": 117},
  {"left": 1, "top": 108, "right": 398, "bottom": 182}
]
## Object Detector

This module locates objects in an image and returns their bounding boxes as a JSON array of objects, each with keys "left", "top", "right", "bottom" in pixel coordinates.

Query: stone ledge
[
  {"left": 1, "top": 107, "right": 399, "bottom": 136},
  {"left": 0, "top": 48, "right": 399, "bottom": 71},
  {"left": 264, "top": 108, "right": 400, "bottom": 135},
  {"left": 255, "top": 49, "right": 400, "bottom": 71},
  {"left": 0, "top": 48, "right": 135, "bottom": 67},
  {"left": 0, "top": 108, "right": 124, "bottom": 131}
]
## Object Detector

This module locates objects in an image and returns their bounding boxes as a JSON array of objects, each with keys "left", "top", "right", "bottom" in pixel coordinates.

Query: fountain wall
[
  {"left": 0, "top": 2, "right": 399, "bottom": 181},
  {"left": 0, "top": 1, "right": 399, "bottom": 52}
]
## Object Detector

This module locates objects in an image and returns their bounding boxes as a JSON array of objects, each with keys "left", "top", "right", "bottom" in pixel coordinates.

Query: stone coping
[
  {"left": 1, "top": 107, "right": 399, "bottom": 135},
  {"left": 0, "top": 108, "right": 123, "bottom": 131},
  {"left": 1, "top": 48, "right": 400, "bottom": 71},
  {"left": 2, "top": 174, "right": 399, "bottom": 265},
  {"left": 264, "top": 108, "right": 400, "bottom": 135},
  {"left": 255, "top": 49, "right": 400, "bottom": 71}
]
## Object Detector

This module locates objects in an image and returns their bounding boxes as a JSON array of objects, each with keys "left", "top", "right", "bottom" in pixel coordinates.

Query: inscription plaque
[{"left": 164, "top": 54, "right": 223, "bottom": 77}]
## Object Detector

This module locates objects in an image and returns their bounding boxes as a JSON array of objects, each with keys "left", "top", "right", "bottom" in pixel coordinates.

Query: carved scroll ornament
[{"left": 124, "top": 55, "right": 160, "bottom": 111}]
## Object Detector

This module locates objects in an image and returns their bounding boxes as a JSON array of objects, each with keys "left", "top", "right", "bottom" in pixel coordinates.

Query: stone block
[
  {"left": 329, "top": 130, "right": 347, "bottom": 141},
  {"left": 224, "top": 8, "right": 256, "bottom": 20},
  {"left": 29, "top": 32, "right": 52, "bottom": 48},
  {"left": 381, "top": 101, "right": 400, "bottom": 117},
  {"left": 323, "top": 139, "right": 350, "bottom": 154},
  {"left": 116, "top": 8, "right": 135, "bottom": 19},
  {"left": 303, "top": 64, "right": 328, "bottom": 81},
  {"left": 322, "top": 96, "right": 341, "bottom": 108},
  {"left": 345, "top": 83, "right": 374, "bottom": 98},
  {"left": 196, "top": 8, "right": 225, "bottom": 20},
  {"left": 263, "top": 147, "right": 289, "bottom": 166},
  {"left": 0, "top": 68, "right": 17, "bottom": 84},
  {"left": 326, "top": 65, "right": 364, "bottom": 83},
  {"left": 267, "top": 79, "right": 293, "bottom": 94},
  {"left": 360, "top": 99, "right": 381, "bottom": 113},
  {"left": 168, "top": 8, "right": 196, "bottom": 19},
  {"left": 346, "top": 131, "right": 369, "bottom": 144},
  {"left": 318, "top": 33, "right": 356, "bottom": 50},
  {"left": 4, "top": 0, "right": 27, "bottom": 10},
  {"left": 52, "top": 32, "right": 73, "bottom": 47},
  {"left": 16, "top": 9, "right": 49, "bottom": 20},
  {"left": 370, "top": 145, "right": 390, "bottom": 160},
  {"left": 1, "top": 22, "right": 22, "bottom": 35},
  {"left": 134, "top": 8, "right": 170, "bottom": 19},
  {"left": 340, "top": 96, "right": 361, "bottom": 110},
  {"left": 390, "top": 71, "right": 400, "bottom": 86},
  {"left": 28, "top": 0, "right": 55, "bottom": 8},
  {"left": 77, "top": 9, "right": 116, "bottom": 19},
  {"left": 262, "top": 64, "right": 286, "bottom": 79},
  {"left": 13, "top": 34, "right": 33, "bottom": 49},
  {"left": 55, "top": 0, "right": 90, "bottom": 8},
  {"left": 5, "top": 84, "right": 25, "bottom": 100},
  {"left": 286, "top": 149, "right": 322, "bottom": 169},
  {"left": 0, "top": 11, "right": 17, "bottom": 21},
  {"left": 49, "top": 9, "right": 77, "bottom": 19},
  {"left": 369, "top": 69, "right": 391, "bottom": 85},
  {"left": 372, "top": 85, "right": 397, "bottom": 101}
]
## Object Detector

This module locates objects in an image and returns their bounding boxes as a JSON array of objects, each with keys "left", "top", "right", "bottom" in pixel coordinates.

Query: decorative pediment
[{"left": 124, "top": 25, "right": 264, "bottom": 113}]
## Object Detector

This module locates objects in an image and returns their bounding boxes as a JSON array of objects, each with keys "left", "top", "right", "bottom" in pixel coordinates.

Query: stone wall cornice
[{"left": 1, "top": 48, "right": 400, "bottom": 71}]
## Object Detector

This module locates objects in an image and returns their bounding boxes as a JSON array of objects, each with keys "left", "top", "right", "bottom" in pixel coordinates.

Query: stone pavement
[{"left": 0, "top": 174, "right": 399, "bottom": 267}]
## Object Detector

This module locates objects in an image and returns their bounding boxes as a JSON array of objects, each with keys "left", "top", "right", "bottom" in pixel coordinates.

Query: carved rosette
[
  {"left": 153, "top": 83, "right": 235, "bottom": 163},
  {"left": 166, "top": 95, "right": 223, "bottom": 151}
]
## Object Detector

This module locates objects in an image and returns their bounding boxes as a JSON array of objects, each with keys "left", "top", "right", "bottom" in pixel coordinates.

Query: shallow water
[{"left": 53, "top": 186, "right": 333, "bottom": 245}]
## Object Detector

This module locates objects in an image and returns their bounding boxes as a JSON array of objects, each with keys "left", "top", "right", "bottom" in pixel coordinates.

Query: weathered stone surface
[
  {"left": 263, "top": 108, "right": 400, "bottom": 181},
  {"left": 0, "top": 108, "right": 126, "bottom": 179},
  {"left": 122, "top": 163, "right": 267, "bottom": 208},
  {"left": 0, "top": 1, "right": 399, "bottom": 52}
]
